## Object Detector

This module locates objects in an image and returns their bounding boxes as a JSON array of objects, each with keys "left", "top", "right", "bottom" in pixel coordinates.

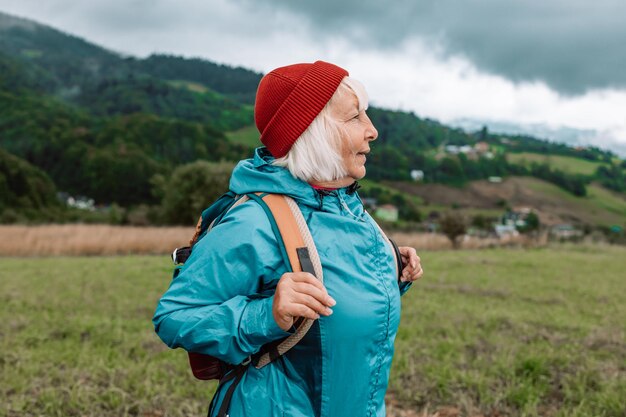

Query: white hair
[{"left": 272, "top": 76, "right": 369, "bottom": 183}]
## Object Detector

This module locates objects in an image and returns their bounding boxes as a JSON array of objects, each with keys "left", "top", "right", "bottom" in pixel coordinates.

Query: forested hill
[
  {"left": 0, "top": 12, "right": 263, "bottom": 98},
  {"left": 0, "top": 12, "right": 258, "bottom": 130},
  {"left": 0, "top": 11, "right": 624, "bottom": 226}
]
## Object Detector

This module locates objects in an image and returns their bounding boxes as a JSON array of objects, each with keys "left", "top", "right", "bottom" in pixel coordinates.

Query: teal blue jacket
[{"left": 153, "top": 148, "right": 411, "bottom": 416}]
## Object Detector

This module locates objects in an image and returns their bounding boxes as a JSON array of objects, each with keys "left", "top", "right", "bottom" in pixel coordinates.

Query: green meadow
[
  {"left": 506, "top": 152, "right": 605, "bottom": 176},
  {"left": 2, "top": 246, "right": 625, "bottom": 417},
  {"left": 225, "top": 125, "right": 262, "bottom": 148}
]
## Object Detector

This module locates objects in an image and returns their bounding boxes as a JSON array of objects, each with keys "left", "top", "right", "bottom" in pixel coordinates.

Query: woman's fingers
[
  {"left": 292, "top": 304, "right": 322, "bottom": 321},
  {"left": 291, "top": 272, "right": 326, "bottom": 289},
  {"left": 273, "top": 272, "right": 336, "bottom": 329},
  {"left": 411, "top": 266, "right": 423, "bottom": 280},
  {"left": 402, "top": 265, "right": 424, "bottom": 282},
  {"left": 293, "top": 293, "right": 333, "bottom": 316},
  {"left": 399, "top": 246, "right": 423, "bottom": 281},
  {"left": 291, "top": 272, "right": 335, "bottom": 306},
  {"left": 399, "top": 246, "right": 419, "bottom": 269},
  {"left": 293, "top": 282, "right": 336, "bottom": 307}
]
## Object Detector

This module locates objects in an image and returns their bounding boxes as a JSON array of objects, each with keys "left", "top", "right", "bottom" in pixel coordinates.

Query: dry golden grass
[
  {"left": 0, "top": 225, "right": 548, "bottom": 256},
  {"left": 0, "top": 224, "right": 194, "bottom": 256},
  {"left": 389, "top": 231, "right": 547, "bottom": 251}
]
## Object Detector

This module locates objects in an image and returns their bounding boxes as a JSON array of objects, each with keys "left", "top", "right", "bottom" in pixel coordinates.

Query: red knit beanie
[{"left": 255, "top": 60, "right": 349, "bottom": 158}]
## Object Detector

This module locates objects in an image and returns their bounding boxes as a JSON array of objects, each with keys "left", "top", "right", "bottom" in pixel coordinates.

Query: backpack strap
[
  {"left": 190, "top": 191, "right": 240, "bottom": 246},
  {"left": 246, "top": 193, "right": 324, "bottom": 369},
  {"left": 174, "top": 195, "right": 250, "bottom": 265}
]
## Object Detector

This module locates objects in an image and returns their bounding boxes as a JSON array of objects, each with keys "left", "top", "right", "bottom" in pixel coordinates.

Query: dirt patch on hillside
[
  {"left": 389, "top": 177, "right": 616, "bottom": 226},
  {"left": 390, "top": 178, "right": 549, "bottom": 209}
]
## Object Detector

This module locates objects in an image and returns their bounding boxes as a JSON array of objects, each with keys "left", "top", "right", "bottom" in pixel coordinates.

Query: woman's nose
[{"left": 365, "top": 113, "right": 378, "bottom": 141}]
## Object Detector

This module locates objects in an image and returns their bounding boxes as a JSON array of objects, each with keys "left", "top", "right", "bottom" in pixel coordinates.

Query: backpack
[{"left": 171, "top": 191, "right": 324, "bottom": 380}]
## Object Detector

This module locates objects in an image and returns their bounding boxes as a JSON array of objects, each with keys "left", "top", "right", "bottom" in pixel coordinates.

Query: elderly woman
[{"left": 153, "top": 60, "right": 423, "bottom": 417}]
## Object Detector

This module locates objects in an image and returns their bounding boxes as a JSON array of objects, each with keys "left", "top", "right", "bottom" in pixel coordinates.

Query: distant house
[
  {"left": 500, "top": 207, "right": 533, "bottom": 229},
  {"left": 495, "top": 224, "right": 519, "bottom": 237},
  {"left": 375, "top": 204, "right": 399, "bottom": 222},
  {"left": 550, "top": 224, "right": 583, "bottom": 239},
  {"left": 60, "top": 193, "right": 95, "bottom": 211},
  {"left": 474, "top": 141, "right": 490, "bottom": 153},
  {"left": 445, "top": 145, "right": 460, "bottom": 154},
  {"left": 488, "top": 176, "right": 502, "bottom": 183},
  {"left": 459, "top": 145, "right": 473, "bottom": 154},
  {"left": 410, "top": 169, "right": 424, "bottom": 181}
]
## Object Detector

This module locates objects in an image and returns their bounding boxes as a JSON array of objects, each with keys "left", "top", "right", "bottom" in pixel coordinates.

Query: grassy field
[
  {"left": 225, "top": 125, "right": 260, "bottom": 148},
  {"left": 392, "top": 245, "right": 626, "bottom": 417},
  {"left": 2, "top": 246, "right": 625, "bottom": 417},
  {"left": 506, "top": 153, "right": 604, "bottom": 176},
  {"left": 0, "top": 225, "right": 539, "bottom": 256},
  {"left": 0, "top": 225, "right": 194, "bottom": 257},
  {"left": 523, "top": 180, "right": 626, "bottom": 227}
]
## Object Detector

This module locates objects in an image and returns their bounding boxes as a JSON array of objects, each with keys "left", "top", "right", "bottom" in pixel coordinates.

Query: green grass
[
  {"left": 2, "top": 248, "right": 625, "bottom": 416},
  {"left": 0, "top": 257, "right": 214, "bottom": 417},
  {"left": 586, "top": 184, "right": 626, "bottom": 218},
  {"left": 225, "top": 125, "right": 260, "bottom": 148},
  {"left": 393, "top": 245, "right": 626, "bottom": 416},
  {"left": 523, "top": 178, "right": 626, "bottom": 227},
  {"left": 507, "top": 152, "right": 604, "bottom": 176}
]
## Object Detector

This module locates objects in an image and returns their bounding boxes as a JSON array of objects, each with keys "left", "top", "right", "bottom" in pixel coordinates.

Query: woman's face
[{"left": 330, "top": 92, "right": 378, "bottom": 181}]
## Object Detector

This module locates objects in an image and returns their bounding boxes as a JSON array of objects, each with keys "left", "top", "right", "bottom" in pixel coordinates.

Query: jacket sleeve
[{"left": 152, "top": 201, "right": 292, "bottom": 365}]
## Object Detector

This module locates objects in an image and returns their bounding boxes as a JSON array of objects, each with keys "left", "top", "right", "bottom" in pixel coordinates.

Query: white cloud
[{"left": 307, "top": 39, "right": 626, "bottom": 146}]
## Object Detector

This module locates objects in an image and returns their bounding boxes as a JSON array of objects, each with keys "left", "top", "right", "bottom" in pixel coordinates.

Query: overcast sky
[{"left": 1, "top": 0, "right": 625, "bottom": 153}]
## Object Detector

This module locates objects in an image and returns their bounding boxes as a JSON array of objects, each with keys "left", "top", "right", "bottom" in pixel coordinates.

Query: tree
[
  {"left": 161, "top": 160, "right": 235, "bottom": 225},
  {"left": 471, "top": 214, "right": 491, "bottom": 231},
  {"left": 0, "top": 149, "right": 58, "bottom": 207},
  {"left": 0, "top": 149, "right": 60, "bottom": 222},
  {"left": 440, "top": 211, "right": 467, "bottom": 249},
  {"left": 479, "top": 125, "right": 488, "bottom": 141},
  {"left": 517, "top": 212, "right": 540, "bottom": 233}
]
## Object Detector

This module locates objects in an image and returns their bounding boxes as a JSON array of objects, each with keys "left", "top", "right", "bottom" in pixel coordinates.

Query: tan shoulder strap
[
  {"left": 258, "top": 194, "right": 306, "bottom": 274},
  {"left": 254, "top": 194, "right": 324, "bottom": 369}
]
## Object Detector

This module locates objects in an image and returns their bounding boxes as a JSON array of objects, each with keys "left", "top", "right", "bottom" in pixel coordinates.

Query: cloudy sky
[{"left": 2, "top": 0, "right": 626, "bottom": 153}]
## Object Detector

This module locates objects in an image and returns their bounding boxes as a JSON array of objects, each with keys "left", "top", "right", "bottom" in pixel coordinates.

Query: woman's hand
[
  {"left": 399, "top": 246, "right": 424, "bottom": 282},
  {"left": 272, "top": 272, "right": 336, "bottom": 331}
]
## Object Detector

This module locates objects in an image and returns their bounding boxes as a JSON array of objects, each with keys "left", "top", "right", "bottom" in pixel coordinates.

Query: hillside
[
  {"left": 0, "top": 11, "right": 255, "bottom": 131},
  {"left": 506, "top": 152, "right": 604, "bottom": 176},
  {"left": 388, "top": 177, "right": 626, "bottom": 227}
]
